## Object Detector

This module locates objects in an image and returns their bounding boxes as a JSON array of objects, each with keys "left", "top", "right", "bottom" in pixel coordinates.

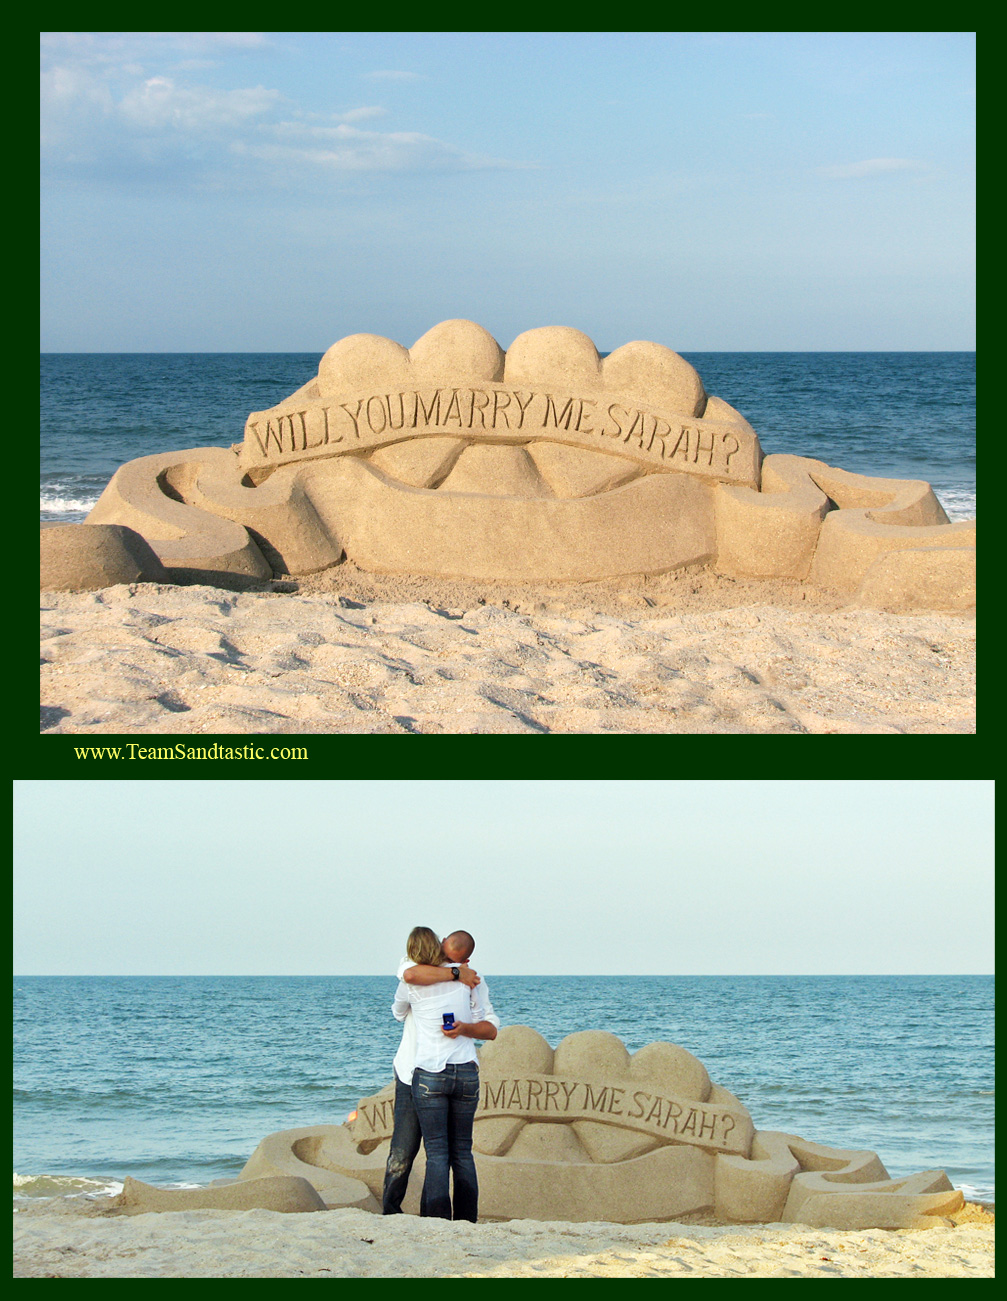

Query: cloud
[
  {"left": 40, "top": 62, "right": 282, "bottom": 178},
  {"left": 40, "top": 63, "right": 117, "bottom": 153},
  {"left": 40, "top": 46, "right": 528, "bottom": 188},
  {"left": 336, "top": 106, "right": 387, "bottom": 123},
  {"left": 117, "top": 77, "right": 282, "bottom": 132},
  {"left": 817, "top": 157, "right": 923, "bottom": 180},
  {"left": 235, "top": 121, "right": 529, "bottom": 175}
]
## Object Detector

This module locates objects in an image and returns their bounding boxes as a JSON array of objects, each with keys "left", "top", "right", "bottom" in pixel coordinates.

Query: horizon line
[
  {"left": 40, "top": 348, "right": 978, "bottom": 356},
  {"left": 13, "top": 971, "right": 994, "bottom": 979}
]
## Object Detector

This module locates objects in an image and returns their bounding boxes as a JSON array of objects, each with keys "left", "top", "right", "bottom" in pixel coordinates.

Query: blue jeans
[
  {"left": 411, "top": 1062, "right": 480, "bottom": 1221},
  {"left": 382, "top": 1077, "right": 422, "bottom": 1214}
]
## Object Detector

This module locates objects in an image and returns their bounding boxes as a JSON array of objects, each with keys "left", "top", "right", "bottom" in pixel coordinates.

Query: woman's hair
[{"left": 406, "top": 926, "right": 445, "bottom": 967}]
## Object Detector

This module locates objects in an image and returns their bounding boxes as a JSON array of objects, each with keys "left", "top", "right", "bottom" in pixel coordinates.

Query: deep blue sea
[
  {"left": 39, "top": 353, "right": 976, "bottom": 523},
  {"left": 13, "top": 975, "right": 993, "bottom": 1209}
]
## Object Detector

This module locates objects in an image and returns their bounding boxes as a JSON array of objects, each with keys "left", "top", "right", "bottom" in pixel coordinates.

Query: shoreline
[
  {"left": 13, "top": 1199, "right": 995, "bottom": 1278},
  {"left": 41, "top": 565, "right": 975, "bottom": 734}
]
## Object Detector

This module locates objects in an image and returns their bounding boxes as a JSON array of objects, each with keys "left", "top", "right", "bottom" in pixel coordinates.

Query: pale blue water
[
  {"left": 13, "top": 975, "right": 993, "bottom": 1206},
  {"left": 39, "top": 353, "right": 976, "bottom": 523}
]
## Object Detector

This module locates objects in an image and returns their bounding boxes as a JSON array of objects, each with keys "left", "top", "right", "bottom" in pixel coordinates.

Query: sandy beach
[
  {"left": 41, "top": 565, "right": 974, "bottom": 734},
  {"left": 13, "top": 1200, "right": 994, "bottom": 1278}
]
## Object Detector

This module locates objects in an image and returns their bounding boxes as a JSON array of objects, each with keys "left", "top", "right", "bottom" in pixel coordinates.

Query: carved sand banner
[
  {"left": 240, "top": 386, "right": 760, "bottom": 487},
  {"left": 349, "top": 1072, "right": 752, "bottom": 1156}
]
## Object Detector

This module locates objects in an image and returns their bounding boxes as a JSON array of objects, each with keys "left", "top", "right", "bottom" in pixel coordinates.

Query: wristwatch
[{"left": 451, "top": 966, "right": 460, "bottom": 981}]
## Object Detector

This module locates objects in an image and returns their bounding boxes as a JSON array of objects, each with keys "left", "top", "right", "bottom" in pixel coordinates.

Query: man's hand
[{"left": 441, "top": 1019, "right": 498, "bottom": 1041}]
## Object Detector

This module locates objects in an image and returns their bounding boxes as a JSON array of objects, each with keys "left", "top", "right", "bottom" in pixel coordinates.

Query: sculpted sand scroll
[
  {"left": 241, "top": 386, "right": 758, "bottom": 487},
  {"left": 352, "top": 1071, "right": 751, "bottom": 1156},
  {"left": 68, "top": 318, "right": 973, "bottom": 607}
]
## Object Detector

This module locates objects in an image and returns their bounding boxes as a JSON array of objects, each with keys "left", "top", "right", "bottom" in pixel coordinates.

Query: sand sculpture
[
  {"left": 239, "top": 1028, "right": 963, "bottom": 1230},
  {"left": 48, "top": 320, "right": 973, "bottom": 607},
  {"left": 109, "top": 1174, "right": 327, "bottom": 1216},
  {"left": 39, "top": 522, "right": 168, "bottom": 591}
]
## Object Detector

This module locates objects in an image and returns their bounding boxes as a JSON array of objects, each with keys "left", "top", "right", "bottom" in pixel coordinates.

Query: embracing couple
[{"left": 382, "top": 926, "right": 499, "bottom": 1222}]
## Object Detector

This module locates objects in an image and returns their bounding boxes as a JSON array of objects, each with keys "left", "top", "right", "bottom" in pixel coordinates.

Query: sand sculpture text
[
  {"left": 242, "top": 387, "right": 756, "bottom": 484},
  {"left": 238, "top": 1027, "right": 964, "bottom": 1231},
  {"left": 47, "top": 319, "right": 973, "bottom": 606},
  {"left": 354, "top": 1074, "right": 747, "bottom": 1153}
]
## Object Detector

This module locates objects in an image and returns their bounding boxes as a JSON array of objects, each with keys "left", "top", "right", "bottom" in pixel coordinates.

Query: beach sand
[
  {"left": 40, "top": 565, "right": 975, "bottom": 735},
  {"left": 13, "top": 1200, "right": 994, "bottom": 1278}
]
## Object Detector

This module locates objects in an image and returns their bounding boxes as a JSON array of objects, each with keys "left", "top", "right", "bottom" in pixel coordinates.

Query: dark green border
[
  {"left": 32, "top": 733, "right": 987, "bottom": 779},
  {"left": 35, "top": 14, "right": 983, "bottom": 32}
]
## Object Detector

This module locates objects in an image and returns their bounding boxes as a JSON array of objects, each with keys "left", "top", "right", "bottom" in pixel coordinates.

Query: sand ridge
[
  {"left": 40, "top": 567, "right": 975, "bottom": 735},
  {"left": 13, "top": 1203, "right": 994, "bottom": 1278}
]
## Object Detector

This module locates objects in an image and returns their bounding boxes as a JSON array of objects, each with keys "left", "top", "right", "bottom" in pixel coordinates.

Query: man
[{"left": 382, "top": 929, "right": 499, "bottom": 1218}]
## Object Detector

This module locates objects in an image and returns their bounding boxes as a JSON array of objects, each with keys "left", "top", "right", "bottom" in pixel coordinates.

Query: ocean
[
  {"left": 13, "top": 974, "right": 994, "bottom": 1209},
  {"left": 39, "top": 352, "right": 976, "bottom": 524}
]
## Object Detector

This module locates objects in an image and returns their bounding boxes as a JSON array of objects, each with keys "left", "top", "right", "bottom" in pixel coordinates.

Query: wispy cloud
[
  {"left": 40, "top": 37, "right": 525, "bottom": 188},
  {"left": 235, "top": 121, "right": 526, "bottom": 174},
  {"left": 117, "top": 77, "right": 282, "bottom": 133},
  {"left": 337, "top": 106, "right": 387, "bottom": 123},
  {"left": 817, "top": 157, "right": 924, "bottom": 180}
]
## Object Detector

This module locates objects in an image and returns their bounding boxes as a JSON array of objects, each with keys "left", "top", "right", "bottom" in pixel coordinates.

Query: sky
[
  {"left": 13, "top": 779, "right": 992, "bottom": 976},
  {"left": 40, "top": 31, "right": 975, "bottom": 353}
]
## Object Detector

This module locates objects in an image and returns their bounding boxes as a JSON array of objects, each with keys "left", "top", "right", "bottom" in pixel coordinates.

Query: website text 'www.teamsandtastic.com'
[{"left": 72, "top": 743, "right": 309, "bottom": 762}]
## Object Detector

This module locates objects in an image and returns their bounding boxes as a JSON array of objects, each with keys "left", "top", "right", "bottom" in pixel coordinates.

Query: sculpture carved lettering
[
  {"left": 243, "top": 388, "right": 746, "bottom": 483},
  {"left": 351, "top": 1072, "right": 747, "bottom": 1154}
]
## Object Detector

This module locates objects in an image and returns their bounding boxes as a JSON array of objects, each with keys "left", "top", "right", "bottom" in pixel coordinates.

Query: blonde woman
[{"left": 383, "top": 927, "right": 498, "bottom": 1220}]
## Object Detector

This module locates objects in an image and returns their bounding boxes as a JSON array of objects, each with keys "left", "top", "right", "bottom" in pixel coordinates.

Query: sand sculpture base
[
  {"left": 47, "top": 321, "right": 973, "bottom": 609},
  {"left": 240, "top": 1028, "right": 962, "bottom": 1231},
  {"left": 109, "top": 1174, "right": 327, "bottom": 1216}
]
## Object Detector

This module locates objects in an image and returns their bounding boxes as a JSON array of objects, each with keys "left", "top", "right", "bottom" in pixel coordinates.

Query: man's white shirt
[{"left": 391, "top": 959, "right": 500, "bottom": 1079}]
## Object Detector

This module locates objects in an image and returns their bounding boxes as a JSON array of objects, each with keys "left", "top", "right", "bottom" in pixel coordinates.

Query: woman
[
  {"left": 382, "top": 926, "right": 446, "bottom": 1215},
  {"left": 393, "top": 925, "right": 497, "bottom": 1221}
]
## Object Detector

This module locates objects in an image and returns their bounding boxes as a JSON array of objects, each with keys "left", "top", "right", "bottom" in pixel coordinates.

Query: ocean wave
[
  {"left": 13, "top": 1172, "right": 123, "bottom": 1200},
  {"left": 39, "top": 494, "right": 100, "bottom": 516},
  {"left": 11, "top": 1172, "right": 219, "bottom": 1209},
  {"left": 934, "top": 488, "right": 977, "bottom": 521}
]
